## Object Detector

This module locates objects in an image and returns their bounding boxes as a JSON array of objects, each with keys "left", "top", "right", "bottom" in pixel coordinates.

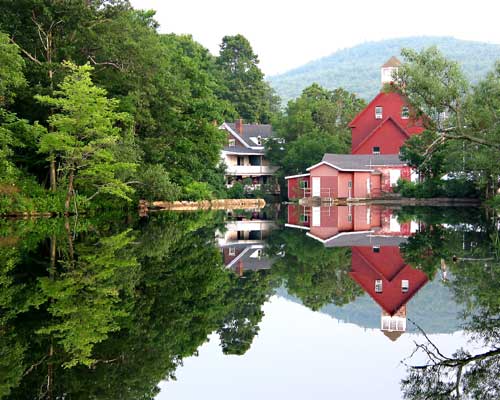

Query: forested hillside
[{"left": 268, "top": 37, "right": 500, "bottom": 102}]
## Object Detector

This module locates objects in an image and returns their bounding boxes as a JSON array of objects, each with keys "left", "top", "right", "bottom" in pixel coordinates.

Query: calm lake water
[{"left": 1, "top": 205, "right": 499, "bottom": 399}]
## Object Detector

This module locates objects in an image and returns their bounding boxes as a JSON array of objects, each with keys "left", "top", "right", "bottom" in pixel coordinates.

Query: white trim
[
  {"left": 222, "top": 150, "right": 265, "bottom": 156},
  {"left": 220, "top": 122, "right": 265, "bottom": 150},
  {"left": 226, "top": 244, "right": 264, "bottom": 269},
  {"left": 220, "top": 122, "right": 249, "bottom": 148},
  {"left": 284, "top": 173, "right": 310, "bottom": 180},
  {"left": 306, "top": 161, "right": 373, "bottom": 172},
  {"left": 284, "top": 223, "right": 310, "bottom": 231},
  {"left": 307, "top": 229, "right": 375, "bottom": 244}
]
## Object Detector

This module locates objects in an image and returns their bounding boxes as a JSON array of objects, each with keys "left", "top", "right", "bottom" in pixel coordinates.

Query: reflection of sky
[{"left": 156, "top": 295, "right": 470, "bottom": 400}]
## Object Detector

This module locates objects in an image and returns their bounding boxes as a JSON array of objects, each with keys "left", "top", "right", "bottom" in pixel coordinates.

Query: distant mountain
[{"left": 268, "top": 36, "right": 500, "bottom": 103}]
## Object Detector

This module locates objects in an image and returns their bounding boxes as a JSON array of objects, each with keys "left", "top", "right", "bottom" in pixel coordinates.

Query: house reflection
[
  {"left": 217, "top": 209, "right": 277, "bottom": 276},
  {"left": 286, "top": 205, "right": 428, "bottom": 341}
]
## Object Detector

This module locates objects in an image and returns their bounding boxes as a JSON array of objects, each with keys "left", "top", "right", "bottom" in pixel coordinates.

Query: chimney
[{"left": 235, "top": 118, "right": 243, "bottom": 134}]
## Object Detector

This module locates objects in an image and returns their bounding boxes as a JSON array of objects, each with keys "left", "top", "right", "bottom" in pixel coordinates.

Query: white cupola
[{"left": 381, "top": 56, "right": 402, "bottom": 85}]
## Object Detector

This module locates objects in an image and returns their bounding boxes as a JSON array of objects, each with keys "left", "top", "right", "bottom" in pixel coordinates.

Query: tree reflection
[
  {"left": 267, "top": 228, "right": 361, "bottom": 311},
  {"left": 401, "top": 212, "right": 500, "bottom": 399},
  {"left": 0, "top": 212, "right": 277, "bottom": 399}
]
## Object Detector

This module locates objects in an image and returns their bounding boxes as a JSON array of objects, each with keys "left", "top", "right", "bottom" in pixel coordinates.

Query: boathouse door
[{"left": 312, "top": 177, "right": 321, "bottom": 197}]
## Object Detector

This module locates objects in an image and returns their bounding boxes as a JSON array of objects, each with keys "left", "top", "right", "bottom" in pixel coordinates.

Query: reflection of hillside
[{"left": 276, "top": 278, "right": 463, "bottom": 334}]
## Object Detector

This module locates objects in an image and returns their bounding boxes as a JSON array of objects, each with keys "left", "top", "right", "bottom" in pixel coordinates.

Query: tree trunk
[
  {"left": 49, "top": 156, "right": 57, "bottom": 191},
  {"left": 65, "top": 169, "right": 74, "bottom": 213}
]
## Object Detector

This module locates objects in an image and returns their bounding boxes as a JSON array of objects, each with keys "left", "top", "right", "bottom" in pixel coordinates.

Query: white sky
[{"left": 130, "top": 0, "right": 500, "bottom": 76}]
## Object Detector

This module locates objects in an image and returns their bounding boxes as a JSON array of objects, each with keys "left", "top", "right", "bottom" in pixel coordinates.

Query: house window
[
  {"left": 228, "top": 138, "right": 236, "bottom": 147},
  {"left": 229, "top": 247, "right": 236, "bottom": 256},
  {"left": 375, "top": 106, "right": 383, "bottom": 119},
  {"left": 401, "top": 106, "right": 410, "bottom": 119},
  {"left": 300, "top": 214, "right": 309, "bottom": 223},
  {"left": 373, "top": 246, "right": 380, "bottom": 253},
  {"left": 257, "top": 135, "right": 262, "bottom": 145},
  {"left": 237, "top": 156, "right": 244, "bottom": 166},
  {"left": 375, "top": 279, "right": 383, "bottom": 293},
  {"left": 372, "top": 146, "right": 380, "bottom": 155},
  {"left": 299, "top": 180, "right": 309, "bottom": 189},
  {"left": 402, "top": 280, "right": 409, "bottom": 293}
]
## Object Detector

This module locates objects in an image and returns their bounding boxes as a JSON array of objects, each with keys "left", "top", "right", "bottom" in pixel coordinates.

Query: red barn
[
  {"left": 286, "top": 56, "right": 423, "bottom": 201},
  {"left": 350, "top": 246, "right": 429, "bottom": 340}
]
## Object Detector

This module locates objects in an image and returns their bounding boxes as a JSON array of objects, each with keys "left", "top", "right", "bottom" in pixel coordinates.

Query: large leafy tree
[
  {"left": 395, "top": 47, "right": 500, "bottom": 197},
  {"left": 216, "top": 34, "right": 278, "bottom": 123},
  {"left": 36, "top": 62, "right": 137, "bottom": 211},
  {"left": 267, "top": 84, "right": 365, "bottom": 177}
]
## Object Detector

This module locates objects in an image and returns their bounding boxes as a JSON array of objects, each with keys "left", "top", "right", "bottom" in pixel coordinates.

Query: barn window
[
  {"left": 372, "top": 146, "right": 380, "bottom": 154},
  {"left": 401, "top": 106, "right": 410, "bottom": 119},
  {"left": 373, "top": 246, "right": 380, "bottom": 253},
  {"left": 375, "top": 280, "right": 383, "bottom": 293},
  {"left": 375, "top": 106, "right": 383, "bottom": 119},
  {"left": 402, "top": 280, "right": 409, "bottom": 293}
]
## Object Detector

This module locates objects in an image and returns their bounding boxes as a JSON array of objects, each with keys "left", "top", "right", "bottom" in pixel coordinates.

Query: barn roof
[
  {"left": 306, "top": 153, "right": 405, "bottom": 172},
  {"left": 382, "top": 56, "right": 402, "bottom": 68}
]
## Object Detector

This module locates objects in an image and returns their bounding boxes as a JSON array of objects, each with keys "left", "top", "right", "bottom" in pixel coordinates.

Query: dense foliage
[
  {"left": 266, "top": 84, "right": 365, "bottom": 179},
  {"left": 0, "top": 1, "right": 278, "bottom": 213},
  {"left": 393, "top": 47, "right": 500, "bottom": 199}
]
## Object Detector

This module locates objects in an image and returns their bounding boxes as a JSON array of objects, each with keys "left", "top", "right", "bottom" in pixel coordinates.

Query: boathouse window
[
  {"left": 348, "top": 180, "right": 352, "bottom": 188},
  {"left": 375, "top": 106, "right": 383, "bottom": 119},
  {"left": 300, "top": 214, "right": 309, "bottom": 223},
  {"left": 372, "top": 146, "right": 380, "bottom": 155},
  {"left": 299, "top": 180, "right": 309, "bottom": 189},
  {"left": 229, "top": 247, "right": 236, "bottom": 256},
  {"left": 347, "top": 214, "right": 352, "bottom": 222},
  {"left": 375, "top": 280, "right": 383, "bottom": 293},
  {"left": 229, "top": 138, "right": 236, "bottom": 147},
  {"left": 401, "top": 106, "right": 410, "bottom": 119},
  {"left": 373, "top": 246, "right": 380, "bottom": 253},
  {"left": 401, "top": 280, "right": 409, "bottom": 293}
]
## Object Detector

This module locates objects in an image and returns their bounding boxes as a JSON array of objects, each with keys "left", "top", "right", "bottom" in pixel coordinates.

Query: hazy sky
[{"left": 130, "top": 0, "right": 500, "bottom": 76}]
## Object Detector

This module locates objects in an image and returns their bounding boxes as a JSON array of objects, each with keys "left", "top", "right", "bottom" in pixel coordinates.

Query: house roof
[
  {"left": 322, "top": 231, "right": 408, "bottom": 247},
  {"left": 223, "top": 146, "right": 265, "bottom": 155},
  {"left": 382, "top": 56, "right": 402, "bottom": 68},
  {"left": 307, "top": 153, "right": 405, "bottom": 172},
  {"left": 223, "top": 122, "right": 273, "bottom": 148},
  {"left": 351, "top": 116, "right": 410, "bottom": 154}
]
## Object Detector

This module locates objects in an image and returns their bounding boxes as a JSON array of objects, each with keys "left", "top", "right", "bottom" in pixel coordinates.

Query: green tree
[
  {"left": 267, "top": 84, "right": 365, "bottom": 178},
  {"left": 216, "top": 34, "right": 278, "bottom": 123},
  {"left": 36, "top": 62, "right": 136, "bottom": 211},
  {"left": 268, "top": 227, "right": 361, "bottom": 310}
]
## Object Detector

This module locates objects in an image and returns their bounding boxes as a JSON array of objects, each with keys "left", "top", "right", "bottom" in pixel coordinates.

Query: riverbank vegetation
[
  {"left": 393, "top": 47, "right": 500, "bottom": 203},
  {"left": 0, "top": 1, "right": 278, "bottom": 214}
]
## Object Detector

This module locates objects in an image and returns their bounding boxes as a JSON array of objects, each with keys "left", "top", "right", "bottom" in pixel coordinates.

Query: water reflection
[
  {"left": 285, "top": 205, "right": 428, "bottom": 341},
  {"left": 0, "top": 205, "right": 499, "bottom": 399}
]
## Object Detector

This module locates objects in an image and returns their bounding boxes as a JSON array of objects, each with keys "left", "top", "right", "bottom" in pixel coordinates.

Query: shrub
[
  {"left": 227, "top": 182, "right": 245, "bottom": 199},
  {"left": 183, "top": 181, "right": 213, "bottom": 201},
  {"left": 136, "top": 164, "right": 181, "bottom": 201}
]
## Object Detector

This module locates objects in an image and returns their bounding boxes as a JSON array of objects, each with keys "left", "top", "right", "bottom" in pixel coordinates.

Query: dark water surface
[{"left": 1, "top": 205, "right": 499, "bottom": 399}]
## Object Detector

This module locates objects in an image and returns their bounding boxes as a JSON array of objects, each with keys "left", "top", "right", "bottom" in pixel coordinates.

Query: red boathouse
[{"left": 286, "top": 56, "right": 423, "bottom": 201}]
